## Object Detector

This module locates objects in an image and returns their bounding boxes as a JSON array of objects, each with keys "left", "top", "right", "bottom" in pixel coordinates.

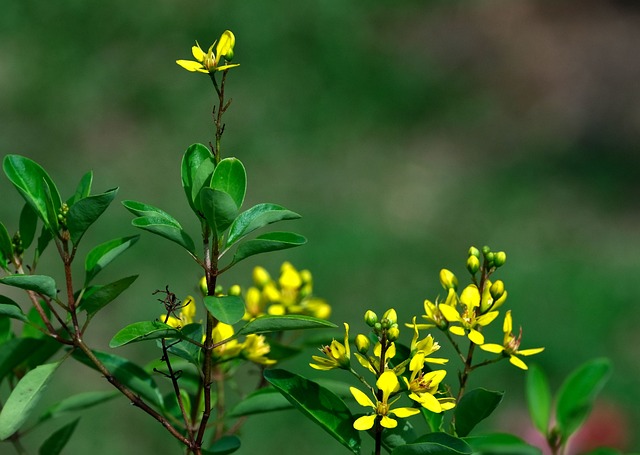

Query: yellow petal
[
  {"left": 411, "top": 392, "right": 442, "bottom": 413},
  {"left": 390, "top": 407, "right": 420, "bottom": 418},
  {"left": 460, "top": 284, "right": 480, "bottom": 308},
  {"left": 438, "top": 304, "right": 460, "bottom": 323},
  {"left": 518, "top": 347, "right": 545, "bottom": 356},
  {"left": 409, "top": 352, "right": 425, "bottom": 373},
  {"left": 439, "top": 399, "right": 456, "bottom": 411},
  {"left": 350, "top": 387, "right": 375, "bottom": 409},
  {"left": 503, "top": 310, "right": 513, "bottom": 334},
  {"left": 468, "top": 329, "right": 485, "bottom": 345},
  {"left": 477, "top": 311, "right": 499, "bottom": 327},
  {"left": 509, "top": 355, "right": 528, "bottom": 370},
  {"left": 181, "top": 295, "right": 196, "bottom": 322},
  {"left": 377, "top": 371, "right": 400, "bottom": 402},
  {"left": 216, "top": 30, "right": 235, "bottom": 59},
  {"left": 449, "top": 326, "right": 466, "bottom": 337},
  {"left": 343, "top": 323, "right": 351, "bottom": 358},
  {"left": 191, "top": 42, "right": 205, "bottom": 61},
  {"left": 176, "top": 60, "right": 205, "bottom": 72},
  {"left": 424, "top": 357, "right": 449, "bottom": 365},
  {"left": 423, "top": 369, "right": 447, "bottom": 386},
  {"left": 479, "top": 343, "right": 505, "bottom": 354},
  {"left": 353, "top": 415, "right": 376, "bottom": 431},
  {"left": 380, "top": 415, "right": 397, "bottom": 429},
  {"left": 214, "top": 63, "right": 241, "bottom": 71}
]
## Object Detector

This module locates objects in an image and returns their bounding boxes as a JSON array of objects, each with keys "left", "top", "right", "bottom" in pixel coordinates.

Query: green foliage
[
  {"left": 0, "top": 274, "right": 57, "bottom": 298},
  {"left": 109, "top": 320, "right": 185, "bottom": 348},
  {"left": 84, "top": 235, "right": 140, "bottom": 285},
  {"left": 464, "top": 433, "right": 541, "bottom": 455},
  {"left": 203, "top": 295, "right": 245, "bottom": 325},
  {"left": 38, "top": 418, "right": 80, "bottom": 455},
  {"left": 235, "top": 314, "right": 337, "bottom": 337},
  {"left": 227, "top": 231, "right": 307, "bottom": 267},
  {"left": 454, "top": 388, "right": 504, "bottom": 437},
  {"left": 79, "top": 275, "right": 138, "bottom": 316},
  {"left": 67, "top": 187, "right": 118, "bottom": 244},
  {"left": 525, "top": 364, "right": 552, "bottom": 434}
]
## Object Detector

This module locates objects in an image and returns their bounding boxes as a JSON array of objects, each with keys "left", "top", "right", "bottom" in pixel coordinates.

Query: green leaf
[
  {"left": 199, "top": 187, "right": 238, "bottom": 237},
  {"left": 0, "top": 222, "right": 13, "bottom": 264},
  {"left": 391, "top": 440, "right": 470, "bottom": 455},
  {"left": 36, "top": 226, "right": 53, "bottom": 261},
  {"left": 203, "top": 295, "right": 245, "bottom": 325},
  {"left": 203, "top": 435, "right": 241, "bottom": 455},
  {"left": 3, "top": 155, "right": 62, "bottom": 232},
  {"left": 122, "top": 200, "right": 181, "bottom": 226},
  {"left": 131, "top": 216, "right": 196, "bottom": 256},
  {"left": 181, "top": 144, "right": 215, "bottom": 214},
  {"left": 454, "top": 388, "right": 504, "bottom": 437},
  {"left": 68, "top": 171, "right": 93, "bottom": 205},
  {"left": 67, "top": 187, "right": 118, "bottom": 244},
  {"left": 78, "top": 275, "right": 138, "bottom": 316},
  {"left": 0, "top": 274, "right": 57, "bottom": 298},
  {"left": 165, "top": 323, "right": 203, "bottom": 365},
  {"left": 264, "top": 369, "right": 361, "bottom": 454},
  {"left": 381, "top": 420, "right": 418, "bottom": 452},
  {"left": 0, "top": 338, "right": 41, "bottom": 380},
  {"left": 42, "top": 178, "right": 60, "bottom": 234},
  {"left": 0, "top": 361, "right": 61, "bottom": 440},
  {"left": 38, "top": 418, "right": 80, "bottom": 455},
  {"left": 211, "top": 157, "right": 247, "bottom": 209},
  {"left": 109, "top": 321, "right": 183, "bottom": 348},
  {"left": 19, "top": 203, "right": 39, "bottom": 250},
  {"left": 422, "top": 407, "right": 444, "bottom": 433},
  {"left": 412, "top": 433, "right": 472, "bottom": 453},
  {"left": 71, "top": 350, "right": 163, "bottom": 409},
  {"left": 84, "top": 235, "right": 140, "bottom": 285},
  {"left": 464, "top": 433, "right": 542, "bottom": 455},
  {"left": 229, "top": 232, "right": 306, "bottom": 267},
  {"left": 0, "top": 295, "right": 28, "bottom": 322},
  {"left": 236, "top": 315, "right": 337, "bottom": 337},
  {"left": 39, "top": 391, "right": 118, "bottom": 423},
  {"left": 556, "top": 358, "right": 611, "bottom": 440},
  {"left": 226, "top": 203, "right": 301, "bottom": 248},
  {"left": 526, "top": 364, "right": 551, "bottom": 435}
]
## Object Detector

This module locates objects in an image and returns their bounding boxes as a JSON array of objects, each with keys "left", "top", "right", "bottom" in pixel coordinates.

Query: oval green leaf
[
  {"left": 67, "top": 170, "right": 93, "bottom": 205},
  {"left": 199, "top": 187, "right": 239, "bottom": 237},
  {"left": 84, "top": 235, "right": 140, "bottom": 285},
  {"left": 264, "top": 369, "right": 361, "bottom": 454},
  {"left": 39, "top": 390, "right": 118, "bottom": 424},
  {"left": 0, "top": 222, "right": 13, "bottom": 265},
  {"left": 122, "top": 200, "right": 181, "bottom": 227},
  {"left": 226, "top": 203, "right": 301, "bottom": 248},
  {"left": 211, "top": 157, "right": 247, "bottom": 209},
  {"left": 181, "top": 143, "right": 215, "bottom": 214},
  {"left": 38, "top": 417, "right": 80, "bottom": 455},
  {"left": 556, "top": 358, "right": 611, "bottom": 440},
  {"left": 203, "top": 435, "right": 241, "bottom": 455},
  {"left": 236, "top": 314, "right": 337, "bottom": 337},
  {"left": 19, "top": 203, "right": 39, "bottom": 250},
  {"left": 0, "top": 274, "right": 57, "bottom": 299},
  {"left": 229, "top": 232, "right": 306, "bottom": 267},
  {"left": 0, "top": 361, "right": 61, "bottom": 440},
  {"left": 131, "top": 216, "right": 196, "bottom": 256},
  {"left": 0, "top": 295, "right": 28, "bottom": 322},
  {"left": 454, "top": 388, "right": 504, "bottom": 437},
  {"left": 79, "top": 275, "right": 138, "bottom": 316},
  {"left": 67, "top": 187, "right": 118, "bottom": 244},
  {"left": 203, "top": 295, "right": 245, "bottom": 325},
  {"left": 526, "top": 364, "right": 551, "bottom": 435},
  {"left": 464, "top": 433, "right": 542, "bottom": 455},
  {"left": 109, "top": 320, "right": 183, "bottom": 348}
]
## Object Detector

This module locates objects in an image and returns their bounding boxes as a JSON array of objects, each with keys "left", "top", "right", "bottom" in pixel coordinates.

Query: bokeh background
[{"left": 1, "top": 0, "right": 638, "bottom": 453}]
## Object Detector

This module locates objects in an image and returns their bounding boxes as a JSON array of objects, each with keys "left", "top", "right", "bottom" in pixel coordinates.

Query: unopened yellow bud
[
  {"left": 468, "top": 246, "right": 480, "bottom": 258},
  {"left": 355, "top": 334, "right": 370, "bottom": 354},
  {"left": 252, "top": 266, "right": 271, "bottom": 287},
  {"left": 439, "top": 269, "right": 458, "bottom": 290},
  {"left": 493, "top": 251, "right": 507, "bottom": 267},
  {"left": 228, "top": 284, "right": 242, "bottom": 296},
  {"left": 382, "top": 308, "right": 398, "bottom": 325},
  {"left": 387, "top": 326, "right": 400, "bottom": 342},
  {"left": 492, "top": 291, "right": 508, "bottom": 310},
  {"left": 364, "top": 310, "right": 378, "bottom": 327},
  {"left": 199, "top": 276, "right": 208, "bottom": 295},
  {"left": 216, "top": 30, "right": 236, "bottom": 61},
  {"left": 466, "top": 255, "right": 480, "bottom": 274},
  {"left": 490, "top": 280, "right": 505, "bottom": 299}
]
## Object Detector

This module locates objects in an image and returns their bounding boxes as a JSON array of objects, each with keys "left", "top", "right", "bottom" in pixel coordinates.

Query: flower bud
[
  {"left": 216, "top": 30, "right": 236, "bottom": 61},
  {"left": 387, "top": 326, "right": 400, "bottom": 342},
  {"left": 382, "top": 308, "right": 397, "bottom": 325},
  {"left": 439, "top": 269, "right": 458, "bottom": 290},
  {"left": 485, "top": 252, "right": 495, "bottom": 266},
  {"left": 199, "top": 276, "right": 208, "bottom": 295},
  {"left": 252, "top": 266, "right": 271, "bottom": 287},
  {"left": 364, "top": 310, "right": 378, "bottom": 327},
  {"left": 468, "top": 246, "right": 480, "bottom": 258},
  {"left": 466, "top": 255, "right": 480, "bottom": 274},
  {"left": 493, "top": 251, "right": 507, "bottom": 267},
  {"left": 355, "top": 334, "right": 370, "bottom": 354},
  {"left": 228, "top": 284, "right": 242, "bottom": 296},
  {"left": 490, "top": 280, "right": 505, "bottom": 299},
  {"left": 481, "top": 245, "right": 491, "bottom": 256}
]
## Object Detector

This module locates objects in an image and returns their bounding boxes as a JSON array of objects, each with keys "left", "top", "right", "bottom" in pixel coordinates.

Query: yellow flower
[
  {"left": 211, "top": 322, "right": 242, "bottom": 358},
  {"left": 438, "top": 284, "right": 499, "bottom": 344},
  {"left": 408, "top": 317, "right": 448, "bottom": 365},
  {"left": 309, "top": 323, "right": 351, "bottom": 370},
  {"left": 354, "top": 341, "right": 397, "bottom": 375},
  {"left": 162, "top": 295, "right": 196, "bottom": 328},
  {"left": 176, "top": 30, "right": 240, "bottom": 73},
  {"left": 417, "top": 288, "right": 457, "bottom": 330},
  {"left": 405, "top": 353, "right": 455, "bottom": 413},
  {"left": 479, "top": 310, "right": 544, "bottom": 370},
  {"left": 350, "top": 371, "right": 420, "bottom": 430},
  {"left": 241, "top": 334, "right": 276, "bottom": 365}
]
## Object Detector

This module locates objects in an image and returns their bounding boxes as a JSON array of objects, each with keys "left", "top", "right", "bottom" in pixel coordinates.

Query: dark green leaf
[
  {"left": 0, "top": 317, "right": 10, "bottom": 343},
  {"left": 203, "top": 295, "right": 245, "bottom": 325},
  {"left": 0, "top": 295, "right": 28, "bottom": 322},
  {"left": 0, "top": 222, "right": 13, "bottom": 264},
  {"left": 229, "top": 232, "right": 306, "bottom": 267},
  {"left": 23, "top": 305, "right": 51, "bottom": 339},
  {"left": 264, "top": 369, "right": 361, "bottom": 454},
  {"left": 526, "top": 364, "right": 551, "bottom": 435},
  {"left": 412, "top": 433, "right": 472, "bottom": 453},
  {"left": 3, "top": 155, "right": 62, "bottom": 232},
  {"left": 165, "top": 323, "right": 203, "bottom": 365},
  {"left": 72, "top": 349, "right": 163, "bottom": 409},
  {"left": 19, "top": 203, "right": 38, "bottom": 250},
  {"left": 84, "top": 235, "right": 140, "bottom": 285},
  {"left": 122, "top": 200, "right": 181, "bottom": 226},
  {"left": 68, "top": 171, "right": 93, "bottom": 205},
  {"left": 422, "top": 407, "right": 444, "bottom": 433},
  {"left": 454, "top": 388, "right": 504, "bottom": 437},
  {"left": 203, "top": 435, "right": 241, "bottom": 455},
  {"left": 380, "top": 420, "right": 418, "bottom": 452},
  {"left": 38, "top": 418, "right": 80, "bottom": 455},
  {"left": 0, "top": 274, "right": 57, "bottom": 298},
  {"left": 199, "top": 187, "right": 238, "bottom": 237},
  {"left": 236, "top": 315, "right": 336, "bottom": 337},
  {"left": 39, "top": 391, "right": 118, "bottom": 423},
  {"left": 181, "top": 144, "right": 214, "bottom": 212},
  {"left": 556, "top": 358, "right": 611, "bottom": 440},
  {"left": 211, "top": 157, "right": 247, "bottom": 209},
  {"left": 35, "top": 226, "right": 53, "bottom": 261},
  {"left": 131, "top": 216, "right": 196, "bottom": 256},
  {"left": 67, "top": 187, "right": 118, "bottom": 244},
  {"left": 42, "top": 177, "right": 60, "bottom": 234},
  {"left": 0, "top": 361, "right": 61, "bottom": 440},
  {"left": 226, "top": 203, "right": 301, "bottom": 248},
  {"left": 79, "top": 275, "right": 138, "bottom": 316},
  {"left": 0, "top": 338, "right": 41, "bottom": 380},
  {"left": 464, "top": 433, "right": 542, "bottom": 455},
  {"left": 109, "top": 321, "right": 183, "bottom": 348}
]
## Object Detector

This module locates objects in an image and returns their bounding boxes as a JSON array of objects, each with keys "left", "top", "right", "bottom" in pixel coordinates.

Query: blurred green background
[{"left": 1, "top": 0, "right": 639, "bottom": 453}]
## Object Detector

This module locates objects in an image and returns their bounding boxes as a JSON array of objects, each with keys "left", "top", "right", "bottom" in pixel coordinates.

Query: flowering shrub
[{"left": 0, "top": 29, "right": 619, "bottom": 455}]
